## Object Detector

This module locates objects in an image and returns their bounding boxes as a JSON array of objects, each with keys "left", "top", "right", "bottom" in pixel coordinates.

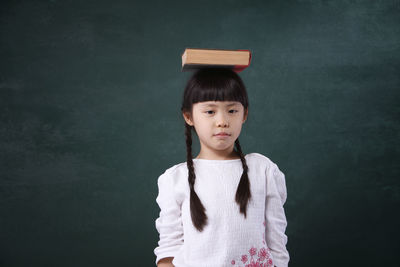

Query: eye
[
  {"left": 229, "top": 109, "right": 238, "bottom": 113},
  {"left": 205, "top": 110, "right": 214, "bottom": 114}
]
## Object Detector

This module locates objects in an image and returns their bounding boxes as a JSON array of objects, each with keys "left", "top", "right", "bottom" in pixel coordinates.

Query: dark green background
[{"left": 1, "top": 0, "right": 399, "bottom": 266}]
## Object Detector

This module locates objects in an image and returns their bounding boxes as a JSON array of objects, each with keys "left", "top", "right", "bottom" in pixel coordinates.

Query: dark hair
[{"left": 180, "top": 68, "right": 251, "bottom": 232}]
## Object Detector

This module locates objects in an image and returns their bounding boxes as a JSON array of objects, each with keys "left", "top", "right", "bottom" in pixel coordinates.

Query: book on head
[{"left": 181, "top": 48, "right": 252, "bottom": 73}]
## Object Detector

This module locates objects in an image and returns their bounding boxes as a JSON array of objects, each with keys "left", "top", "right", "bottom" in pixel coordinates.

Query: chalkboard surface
[{"left": 1, "top": 0, "right": 399, "bottom": 266}]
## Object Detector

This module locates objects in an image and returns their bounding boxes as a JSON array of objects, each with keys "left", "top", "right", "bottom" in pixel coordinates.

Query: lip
[{"left": 214, "top": 132, "right": 231, "bottom": 136}]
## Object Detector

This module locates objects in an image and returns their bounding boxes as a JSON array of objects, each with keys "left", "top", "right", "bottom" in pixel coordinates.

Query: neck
[{"left": 195, "top": 148, "right": 240, "bottom": 161}]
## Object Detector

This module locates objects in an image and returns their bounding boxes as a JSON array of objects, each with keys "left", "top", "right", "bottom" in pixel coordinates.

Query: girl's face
[{"left": 183, "top": 101, "right": 248, "bottom": 159}]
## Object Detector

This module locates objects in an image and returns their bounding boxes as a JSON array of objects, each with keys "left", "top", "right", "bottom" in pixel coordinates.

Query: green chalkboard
[{"left": 0, "top": 0, "right": 399, "bottom": 266}]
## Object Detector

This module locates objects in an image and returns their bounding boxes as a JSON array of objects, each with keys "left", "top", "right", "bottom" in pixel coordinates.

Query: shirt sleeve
[
  {"left": 153, "top": 170, "right": 184, "bottom": 265},
  {"left": 265, "top": 162, "right": 290, "bottom": 267}
]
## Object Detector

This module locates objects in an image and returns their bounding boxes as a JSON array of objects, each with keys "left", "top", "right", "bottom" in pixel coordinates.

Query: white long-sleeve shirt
[{"left": 154, "top": 152, "right": 290, "bottom": 267}]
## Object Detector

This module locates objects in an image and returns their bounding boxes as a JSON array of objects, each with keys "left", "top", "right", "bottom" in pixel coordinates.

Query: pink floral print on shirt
[{"left": 230, "top": 220, "right": 274, "bottom": 267}]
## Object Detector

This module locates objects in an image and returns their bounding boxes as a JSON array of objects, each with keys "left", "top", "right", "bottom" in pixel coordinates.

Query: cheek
[
  {"left": 233, "top": 118, "right": 244, "bottom": 126},
  {"left": 194, "top": 120, "right": 208, "bottom": 131},
  {"left": 233, "top": 122, "right": 244, "bottom": 132}
]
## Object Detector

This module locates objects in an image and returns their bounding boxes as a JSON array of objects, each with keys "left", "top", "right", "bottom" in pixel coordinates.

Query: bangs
[
  {"left": 182, "top": 68, "right": 248, "bottom": 111},
  {"left": 192, "top": 79, "right": 245, "bottom": 104}
]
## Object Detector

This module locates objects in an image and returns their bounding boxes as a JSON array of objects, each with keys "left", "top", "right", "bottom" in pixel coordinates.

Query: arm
[
  {"left": 157, "top": 257, "right": 174, "bottom": 267},
  {"left": 153, "top": 171, "right": 184, "bottom": 266},
  {"left": 265, "top": 163, "right": 290, "bottom": 267}
]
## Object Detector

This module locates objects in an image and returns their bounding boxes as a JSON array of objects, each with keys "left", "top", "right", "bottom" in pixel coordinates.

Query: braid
[
  {"left": 234, "top": 138, "right": 251, "bottom": 218},
  {"left": 185, "top": 123, "right": 208, "bottom": 231}
]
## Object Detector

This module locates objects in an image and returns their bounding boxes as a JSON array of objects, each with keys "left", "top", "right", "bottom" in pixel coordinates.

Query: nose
[{"left": 216, "top": 113, "right": 229, "bottom": 127}]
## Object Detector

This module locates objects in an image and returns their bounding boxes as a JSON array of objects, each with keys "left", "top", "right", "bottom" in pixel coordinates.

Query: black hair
[{"left": 180, "top": 68, "right": 251, "bottom": 232}]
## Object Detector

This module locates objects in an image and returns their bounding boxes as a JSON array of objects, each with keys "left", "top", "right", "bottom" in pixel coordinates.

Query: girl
[{"left": 154, "top": 68, "right": 289, "bottom": 267}]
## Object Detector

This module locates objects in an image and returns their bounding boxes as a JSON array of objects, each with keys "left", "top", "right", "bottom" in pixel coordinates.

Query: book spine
[
  {"left": 236, "top": 49, "right": 252, "bottom": 66},
  {"left": 181, "top": 64, "right": 250, "bottom": 73},
  {"left": 180, "top": 49, "right": 252, "bottom": 73}
]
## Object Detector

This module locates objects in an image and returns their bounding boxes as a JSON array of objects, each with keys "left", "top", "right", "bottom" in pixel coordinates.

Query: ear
[
  {"left": 242, "top": 108, "right": 248, "bottom": 123},
  {"left": 182, "top": 112, "right": 194, "bottom": 126}
]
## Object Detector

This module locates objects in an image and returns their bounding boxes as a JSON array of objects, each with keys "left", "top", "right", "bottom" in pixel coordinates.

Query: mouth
[{"left": 214, "top": 132, "right": 231, "bottom": 136}]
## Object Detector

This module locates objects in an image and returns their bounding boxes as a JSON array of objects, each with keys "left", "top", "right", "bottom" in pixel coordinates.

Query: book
[{"left": 181, "top": 48, "right": 252, "bottom": 73}]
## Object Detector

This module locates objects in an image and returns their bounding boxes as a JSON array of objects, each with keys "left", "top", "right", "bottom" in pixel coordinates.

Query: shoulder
[
  {"left": 246, "top": 152, "right": 285, "bottom": 174},
  {"left": 163, "top": 161, "right": 187, "bottom": 175},
  {"left": 249, "top": 153, "right": 287, "bottom": 200},
  {"left": 246, "top": 152, "right": 275, "bottom": 166},
  {"left": 156, "top": 162, "right": 188, "bottom": 204},
  {"left": 157, "top": 161, "right": 188, "bottom": 185}
]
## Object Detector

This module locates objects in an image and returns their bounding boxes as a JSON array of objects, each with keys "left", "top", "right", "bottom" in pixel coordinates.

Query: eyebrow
[{"left": 201, "top": 103, "right": 239, "bottom": 107}]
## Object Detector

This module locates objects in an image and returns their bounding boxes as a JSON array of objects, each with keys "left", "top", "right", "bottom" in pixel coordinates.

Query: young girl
[{"left": 154, "top": 68, "right": 289, "bottom": 267}]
